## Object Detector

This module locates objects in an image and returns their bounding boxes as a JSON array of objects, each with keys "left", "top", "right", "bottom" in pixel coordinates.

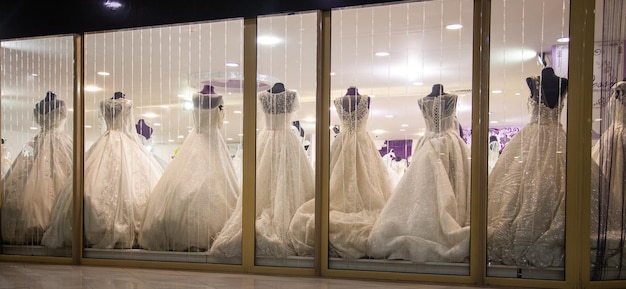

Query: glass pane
[
  {"left": 245, "top": 12, "right": 317, "bottom": 267},
  {"left": 326, "top": 0, "right": 473, "bottom": 274},
  {"left": 1, "top": 36, "right": 74, "bottom": 257},
  {"left": 77, "top": 20, "right": 244, "bottom": 264},
  {"left": 590, "top": 0, "right": 626, "bottom": 281},
  {"left": 487, "top": 0, "right": 570, "bottom": 280}
]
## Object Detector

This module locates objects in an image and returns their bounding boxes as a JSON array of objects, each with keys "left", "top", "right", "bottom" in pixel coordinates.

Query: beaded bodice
[
  {"left": 259, "top": 90, "right": 299, "bottom": 130},
  {"left": 527, "top": 76, "right": 565, "bottom": 125},
  {"left": 334, "top": 95, "right": 370, "bottom": 132},
  {"left": 100, "top": 99, "right": 133, "bottom": 132},
  {"left": 34, "top": 105, "right": 67, "bottom": 131},
  {"left": 418, "top": 94, "right": 458, "bottom": 133}
]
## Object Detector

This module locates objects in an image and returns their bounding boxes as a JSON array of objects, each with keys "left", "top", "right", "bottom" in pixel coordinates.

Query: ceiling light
[
  {"left": 142, "top": 112, "right": 158, "bottom": 118},
  {"left": 160, "top": 105, "right": 169, "bottom": 109},
  {"left": 153, "top": 123, "right": 161, "bottom": 126},
  {"left": 385, "top": 114, "right": 394, "bottom": 118},
  {"left": 257, "top": 36, "right": 281, "bottom": 45},
  {"left": 227, "top": 138, "right": 233, "bottom": 141},
  {"left": 330, "top": 72, "right": 336, "bottom": 76},
  {"left": 446, "top": 24, "right": 463, "bottom": 30},
  {"left": 225, "top": 62, "right": 239, "bottom": 67},
  {"left": 177, "top": 135, "right": 185, "bottom": 139},
  {"left": 30, "top": 73, "right": 38, "bottom": 77},
  {"left": 515, "top": 92, "right": 521, "bottom": 95},
  {"left": 168, "top": 139, "right": 174, "bottom": 142},
  {"left": 401, "top": 124, "right": 409, "bottom": 127},
  {"left": 29, "top": 126, "right": 38, "bottom": 130},
  {"left": 490, "top": 120, "right": 499, "bottom": 124},
  {"left": 303, "top": 117, "right": 316, "bottom": 123},
  {"left": 84, "top": 85, "right": 102, "bottom": 92},
  {"left": 412, "top": 81, "right": 423, "bottom": 86},
  {"left": 183, "top": 101, "right": 193, "bottom": 111},
  {"left": 104, "top": 1, "right": 122, "bottom": 9},
  {"left": 492, "top": 90, "right": 503, "bottom": 94},
  {"left": 375, "top": 52, "right": 390, "bottom": 57},
  {"left": 238, "top": 133, "right": 244, "bottom": 137},
  {"left": 233, "top": 110, "right": 242, "bottom": 114},
  {"left": 594, "top": 118, "right": 602, "bottom": 122},
  {"left": 84, "top": 125, "right": 93, "bottom": 128},
  {"left": 97, "top": 71, "right": 110, "bottom": 76},
  {"left": 372, "top": 129, "right": 386, "bottom": 134},
  {"left": 557, "top": 37, "right": 570, "bottom": 43},
  {"left": 223, "top": 120, "right": 229, "bottom": 124}
]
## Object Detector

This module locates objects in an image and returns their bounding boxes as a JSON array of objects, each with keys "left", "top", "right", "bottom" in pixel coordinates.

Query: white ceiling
[{"left": 1, "top": 0, "right": 584, "bottom": 156}]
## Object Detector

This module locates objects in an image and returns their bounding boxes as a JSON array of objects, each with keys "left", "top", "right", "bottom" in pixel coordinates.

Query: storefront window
[
  {"left": 73, "top": 20, "right": 244, "bottom": 263},
  {"left": 589, "top": 0, "right": 626, "bottom": 281},
  {"left": 487, "top": 0, "right": 570, "bottom": 280},
  {"left": 1, "top": 36, "right": 75, "bottom": 257},
  {"left": 324, "top": 0, "right": 473, "bottom": 274}
]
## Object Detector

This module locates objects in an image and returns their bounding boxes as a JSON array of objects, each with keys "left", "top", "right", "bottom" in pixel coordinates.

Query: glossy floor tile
[{"left": 0, "top": 262, "right": 517, "bottom": 289}]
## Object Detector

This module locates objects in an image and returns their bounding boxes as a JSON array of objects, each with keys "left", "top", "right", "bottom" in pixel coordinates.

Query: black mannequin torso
[
  {"left": 426, "top": 84, "right": 447, "bottom": 97},
  {"left": 526, "top": 67, "right": 568, "bottom": 109},
  {"left": 270, "top": 82, "right": 286, "bottom": 93},
  {"left": 35, "top": 91, "right": 64, "bottom": 114},
  {"left": 341, "top": 86, "right": 370, "bottom": 112}
]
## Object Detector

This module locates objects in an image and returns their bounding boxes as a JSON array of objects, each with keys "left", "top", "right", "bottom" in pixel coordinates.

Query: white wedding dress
[
  {"left": 368, "top": 94, "right": 471, "bottom": 263},
  {"left": 139, "top": 94, "right": 239, "bottom": 251},
  {"left": 1, "top": 105, "right": 72, "bottom": 244},
  {"left": 487, "top": 76, "right": 569, "bottom": 267},
  {"left": 487, "top": 139, "right": 500, "bottom": 175},
  {"left": 1, "top": 143, "right": 11, "bottom": 178},
  {"left": 210, "top": 90, "right": 314, "bottom": 257},
  {"left": 289, "top": 95, "right": 392, "bottom": 258},
  {"left": 80, "top": 98, "right": 164, "bottom": 249}
]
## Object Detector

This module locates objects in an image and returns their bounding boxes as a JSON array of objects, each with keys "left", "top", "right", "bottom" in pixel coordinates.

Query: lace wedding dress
[
  {"left": 487, "top": 76, "right": 570, "bottom": 267},
  {"left": 1, "top": 103, "right": 72, "bottom": 244},
  {"left": 139, "top": 94, "right": 239, "bottom": 251},
  {"left": 368, "top": 94, "right": 471, "bottom": 263},
  {"left": 289, "top": 95, "right": 392, "bottom": 258},
  {"left": 210, "top": 90, "right": 314, "bottom": 257}
]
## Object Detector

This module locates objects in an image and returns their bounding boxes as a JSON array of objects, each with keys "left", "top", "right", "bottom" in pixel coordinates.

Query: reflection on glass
[
  {"left": 327, "top": 0, "right": 473, "bottom": 275},
  {"left": 1, "top": 36, "right": 74, "bottom": 257}
]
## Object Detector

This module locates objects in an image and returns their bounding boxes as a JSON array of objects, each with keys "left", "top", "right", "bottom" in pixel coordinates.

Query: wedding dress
[
  {"left": 289, "top": 95, "right": 392, "bottom": 259},
  {"left": 1, "top": 142, "right": 11, "bottom": 178},
  {"left": 139, "top": 94, "right": 239, "bottom": 251},
  {"left": 487, "top": 76, "right": 569, "bottom": 267},
  {"left": 488, "top": 139, "right": 500, "bottom": 175},
  {"left": 368, "top": 93, "right": 471, "bottom": 263},
  {"left": 209, "top": 90, "right": 314, "bottom": 257},
  {"left": 80, "top": 98, "right": 164, "bottom": 249},
  {"left": 1, "top": 99, "right": 72, "bottom": 244}
]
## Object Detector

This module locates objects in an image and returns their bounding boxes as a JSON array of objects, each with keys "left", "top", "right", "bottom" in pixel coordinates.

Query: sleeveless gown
[
  {"left": 210, "top": 90, "right": 314, "bottom": 257},
  {"left": 368, "top": 94, "right": 471, "bottom": 263},
  {"left": 1, "top": 106, "right": 72, "bottom": 244},
  {"left": 289, "top": 95, "right": 392, "bottom": 258},
  {"left": 139, "top": 94, "right": 239, "bottom": 251}
]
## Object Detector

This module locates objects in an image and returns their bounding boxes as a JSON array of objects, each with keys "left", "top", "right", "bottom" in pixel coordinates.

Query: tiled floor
[{"left": 0, "top": 262, "right": 511, "bottom": 289}]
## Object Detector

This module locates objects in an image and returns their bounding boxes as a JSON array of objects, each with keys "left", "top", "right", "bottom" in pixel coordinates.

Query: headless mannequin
[
  {"left": 341, "top": 86, "right": 370, "bottom": 112},
  {"left": 269, "top": 82, "right": 286, "bottom": 93},
  {"left": 526, "top": 67, "right": 568, "bottom": 109},
  {"left": 112, "top": 91, "right": 125, "bottom": 99},
  {"left": 195, "top": 85, "right": 222, "bottom": 109},
  {"left": 35, "top": 91, "right": 65, "bottom": 115},
  {"left": 426, "top": 84, "right": 447, "bottom": 97}
]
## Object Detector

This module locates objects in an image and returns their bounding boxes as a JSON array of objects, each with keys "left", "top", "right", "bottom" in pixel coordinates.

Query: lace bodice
[
  {"left": 609, "top": 81, "right": 626, "bottom": 126},
  {"left": 418, "top": 94, "right": 459, "bottom": 133},
  {"left": 100, "top": 99, "right": 134, "bottom": 132},
  {"left": 527, "top": 76, "right": 566, "bottom": 125},
  {"left": 334, "top": 95, "right": 370, "bottom": 132},
  {"left": 192, "top": 105, "right": 224, "bottom": 133},
  {"left": 34, "top": 105, "right": 67, "bottom": 131},
  {"left": 259, "top": 90, "right": 299, "bottom": 130}
]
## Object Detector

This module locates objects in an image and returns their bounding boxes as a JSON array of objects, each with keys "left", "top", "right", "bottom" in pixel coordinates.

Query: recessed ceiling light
[
  {"left": 401, "top": 124, "right": 409, "bottom": 127},
  {"left": 227, "top": 138, "right": 233, "bottom": 141},
  {"left": 233, "top": 110, "right": 242, "bottom": 114},
  {"left": 372, "top": 129, "right": 386, "bottom": 134},
  {"left": 330, "top": 72, "right": 336, "bottom": 76},
  {"left": 490, "top": 120, "right": 499, "bottom": 124},
  {"left": 223, "top": 120, "right": 229, "bottom": 124},
  {"left": 238, "top": 133, "right": 244, "bottom": 137},
  {"left": 142, "top": 112, "right": 158, "bottom": 118},
  {"left": 257, "top": 36, "right": 281, "bottom": 45},
  {"left": 412, "top": 81, "right": 423, "bottom": 86},
  {"left": 84, "top": 85, "right": 102, "bottom": 92},
  {"left": 168, "top": 139, "right": 174, "bottom": 142},
  {"left": 515, "top": 92, "right": 521, "bottom": 95},
  {"left": 153, "top": 123, "right": 161, "bottom": 126},
  {"left": 375, "top": 52, "right": 390, "bottom": 57},
  {"left": 492, "top": 90, "right": 503, "bottom": 94},
  {"left": 97, "top": 71, "right": 110, "bottom": 76},
  {"left": 594, "top": 118, "right": 602, "bottom": 122},
  {"left": 177, "top": 135, "right": 185, "bottom": 139},
  {"left": 446, "top": 24, "right": 463, "bottom": 30},
  {"left": 84, "top": 125, "right": 93, "bottom": 128},
  {"left": 30, "top": 73, "right": 38, "bottom": 77},
  {"left": 385, "top": 114, "right": 394, "bottom": 118},
  {"left": 29, "top": 126, "right": 38, "bottom": 130},
  {"left": 557, "top": 37, "right": 570, "bottom": 43},
  {"left": 226, "top": 62, "right": 239, "bottom": 67},
  {"left": 303, "top": 117, "right": 316, "bottom": 123},
  {"left": 159, "top": 105, "right": 169, "bottom": 109}
]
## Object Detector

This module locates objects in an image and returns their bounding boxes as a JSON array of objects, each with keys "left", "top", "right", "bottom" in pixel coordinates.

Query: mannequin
[
  {"left": 526, "top": 67, "right": 568, "bottom": 109},
  {"left": 112, "top": 91, "right": 125, "bottom": 99},
  {"left": 136, "top": 119, "right": 153, "bottom": 140},
  {"left": 426, "top": 84, "right": 446, "bottom": 97},
  {"left": 341, "top": 86, "right": 369, "bottom": 112},
  {"left": 269, "top": 82, "right": 286, "bottom": 93},
  {"left": 194, "top": 85, "right": 222, "bottom": 109},
  {"left": 35, "top": 91, "right": 64, "bottom": 115}
]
